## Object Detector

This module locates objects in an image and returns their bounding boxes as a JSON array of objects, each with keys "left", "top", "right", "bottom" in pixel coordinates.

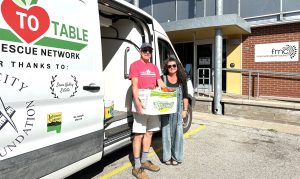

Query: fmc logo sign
[
  {"left": 255, "top": 42, "right": 299, "bottom": 62},
  {"left": 0, "top": 0, "right": 88, "bottom": 51}
]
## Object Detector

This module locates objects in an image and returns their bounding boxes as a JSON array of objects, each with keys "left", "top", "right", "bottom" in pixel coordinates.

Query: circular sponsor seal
[{"left": 0, "top": 73, "right": 35, "bottom": 159}]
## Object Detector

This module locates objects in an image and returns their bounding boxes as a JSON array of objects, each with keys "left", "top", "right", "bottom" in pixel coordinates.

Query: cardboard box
[{"left": 132, "top": 89, "right": 177, "bottom": 115}]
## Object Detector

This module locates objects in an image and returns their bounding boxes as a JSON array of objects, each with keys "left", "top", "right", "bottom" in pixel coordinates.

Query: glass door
[{"left": 196, "top": 43, "right": 213, "bottom": 91}]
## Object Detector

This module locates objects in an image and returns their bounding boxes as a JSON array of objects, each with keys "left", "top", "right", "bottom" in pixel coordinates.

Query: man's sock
[
  {"left": 134, "top": 157, "right": 141, "bottom": 169},
  {"left": 141, "top": 152, "right": 149, "bottom": 163}
]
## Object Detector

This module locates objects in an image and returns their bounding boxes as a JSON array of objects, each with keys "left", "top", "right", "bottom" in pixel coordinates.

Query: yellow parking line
[
  {"left": 99, "top": 124, "right": 206, "bottom": 179},
  {"left": 99, "top": 163, "right": 132, "bottom": 179},
  {"left": 184, "top": 124, "right": 206, "bottom": 138}
]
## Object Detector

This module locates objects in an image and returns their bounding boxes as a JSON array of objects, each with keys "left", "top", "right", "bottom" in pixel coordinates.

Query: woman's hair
[{"left": 163, "top": 57, "right": 187, "bottom": 84}]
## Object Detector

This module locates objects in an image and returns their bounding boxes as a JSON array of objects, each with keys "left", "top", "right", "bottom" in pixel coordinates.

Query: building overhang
[{"left": 161, "top": 14, "right": 251, "bottom": 43}]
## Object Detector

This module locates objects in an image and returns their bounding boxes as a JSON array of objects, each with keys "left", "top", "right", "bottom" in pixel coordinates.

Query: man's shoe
[
  {"left": 132, "top": 168, "right": 148, "bottom": 179},
  {"left": 141, "top": 160, "right": 160, "bottom": 172}
]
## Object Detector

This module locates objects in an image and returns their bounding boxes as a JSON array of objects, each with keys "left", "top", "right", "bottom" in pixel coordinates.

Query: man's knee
[
  {"left": 133, "top": 133, "right": 144, "bottom": 142},
  {"left": 145, "top": 131, "right": 153, "bottom": 138}
]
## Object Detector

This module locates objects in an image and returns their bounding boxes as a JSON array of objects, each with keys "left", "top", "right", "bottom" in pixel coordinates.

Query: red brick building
[{"left": 242, "top": 23, "right": 300, "bottom": 98}]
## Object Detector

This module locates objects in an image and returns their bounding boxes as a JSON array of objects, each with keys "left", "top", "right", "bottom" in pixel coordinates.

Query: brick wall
[{"left": 242, "top": 23, "right": 300, "bottom": 98}]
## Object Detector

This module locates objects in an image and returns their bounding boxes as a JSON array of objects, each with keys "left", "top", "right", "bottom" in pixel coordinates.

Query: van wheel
[{"left": 183, "top": 104, "right": 192, "bottom": 133}]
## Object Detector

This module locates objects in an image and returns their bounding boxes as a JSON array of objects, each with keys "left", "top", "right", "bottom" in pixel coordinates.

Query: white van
[{"left": 0, "top": 0, "right": 195, "bottom": 178}]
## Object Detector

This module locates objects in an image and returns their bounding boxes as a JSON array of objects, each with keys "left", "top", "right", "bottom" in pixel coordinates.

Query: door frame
[{"left": 194, "top": 39, "right": 215, "bottom": 92}]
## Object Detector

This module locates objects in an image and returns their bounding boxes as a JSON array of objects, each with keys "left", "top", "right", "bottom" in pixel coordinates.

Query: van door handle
[{"left": 83, "top": 83, "right": 100, "bottom": 93}]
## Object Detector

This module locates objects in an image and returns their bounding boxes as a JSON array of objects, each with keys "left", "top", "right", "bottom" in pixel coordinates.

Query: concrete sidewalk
[{"left": 193, "top": 112, "right": 300, "bottom": 136}]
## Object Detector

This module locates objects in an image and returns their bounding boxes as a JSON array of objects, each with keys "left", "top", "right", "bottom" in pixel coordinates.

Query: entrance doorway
[
  {"left": 196, "top": 43, "right": 213, "bottom": 92},
  {"left": 195, "top": 40, "right": 227, "bottom": 93}
]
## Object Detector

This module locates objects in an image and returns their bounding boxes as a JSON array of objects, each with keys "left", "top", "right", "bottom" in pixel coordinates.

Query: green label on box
[{"left": 150, "top": 91, "right": 177, "bottom": 98}]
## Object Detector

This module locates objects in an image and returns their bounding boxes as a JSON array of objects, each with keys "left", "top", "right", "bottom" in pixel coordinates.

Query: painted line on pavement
[{"left": 99, "top": 124, "right": 206, "bottom": 179}]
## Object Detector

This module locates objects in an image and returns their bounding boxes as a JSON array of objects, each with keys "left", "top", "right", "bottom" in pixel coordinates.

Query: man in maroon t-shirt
[{"left": 129, "top": 43, "right": 165, "bottom": 179}]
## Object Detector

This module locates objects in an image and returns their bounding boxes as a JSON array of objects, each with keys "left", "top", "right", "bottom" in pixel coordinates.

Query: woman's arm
[{"left": 182, "top": 81, "right": 189, "bottom": 118}]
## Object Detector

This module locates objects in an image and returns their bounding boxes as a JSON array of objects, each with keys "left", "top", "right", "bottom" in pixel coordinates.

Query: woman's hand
[{"left": 182, "top": 110, "right": 187, "bottom": 119}]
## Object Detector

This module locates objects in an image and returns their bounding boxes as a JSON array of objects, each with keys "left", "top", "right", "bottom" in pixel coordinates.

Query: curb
[{"left": 193, "top": 112, "right": 300, "bottom": 136}]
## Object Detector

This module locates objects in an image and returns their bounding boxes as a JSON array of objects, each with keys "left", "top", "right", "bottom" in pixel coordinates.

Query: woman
[{"left": 161, "top": 57, "right": 188, "bottom": 165}]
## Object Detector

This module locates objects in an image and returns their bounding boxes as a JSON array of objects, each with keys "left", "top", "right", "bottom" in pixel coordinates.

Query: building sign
[
  {"left": 199, "top": 57, "right": 211, "bottom": 65},
  {"left": 255, "top": 42, "right": 298, "bottom": 62}
]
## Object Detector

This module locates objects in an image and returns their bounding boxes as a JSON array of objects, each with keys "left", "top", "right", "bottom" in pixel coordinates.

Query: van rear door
[{"left": 0, "top": 0, "right": 104, "bottom": 178}]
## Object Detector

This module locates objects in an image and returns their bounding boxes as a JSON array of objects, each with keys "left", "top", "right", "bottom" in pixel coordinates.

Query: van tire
[{"left": 183, "top": 104, "right": 192, "bottom": 133}]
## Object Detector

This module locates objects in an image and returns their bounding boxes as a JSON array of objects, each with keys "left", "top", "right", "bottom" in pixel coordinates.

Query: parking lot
[{"left": 69, "top": 112, "right": 300, "bottom": 179}]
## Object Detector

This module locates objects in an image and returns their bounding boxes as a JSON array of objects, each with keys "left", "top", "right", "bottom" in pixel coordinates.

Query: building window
[
  {"left": 206, "top": 0, "right": 216, "bottom": 16},
  {"left": 283, "top": 0, "right": 300, "bottom": 12},
  {"left": 177, "top": 0, "right": 195, "bottom": 20},
  {"left": 223, "top": 0, "right": 238, "bottom": 15},
  {"left": 195, "top": 0, "right": 204, "bottom": 17},
  {"left": 240, "top": 0, "right": 280, "bottom": 18},
  {"left": 140, "top": 1, "right": 152, "bottom": 16},
  {"left": 153, "top": 0, "right": 176, "bottom": 23}
]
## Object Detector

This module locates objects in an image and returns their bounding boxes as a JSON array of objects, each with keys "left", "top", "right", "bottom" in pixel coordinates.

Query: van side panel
[
  {"left": 0, "top": 0, "right": 104, "bottom": 177},
  {"left": 0, "top": 130, "right": 103, "bottom": 178}
]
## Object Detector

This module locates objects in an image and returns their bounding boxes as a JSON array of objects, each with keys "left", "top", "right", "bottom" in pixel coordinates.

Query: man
[{"left": 129, "top": 43, "right": 166, "bottom": 179}]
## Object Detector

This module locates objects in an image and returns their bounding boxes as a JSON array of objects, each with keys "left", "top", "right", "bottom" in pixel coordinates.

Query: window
[
  {"left": 158, "top": 39, "right": 177, "bottom": 70},
  {"left": 240, "top": 0, "right": 280, "bottom": 18},
  {"left": 223, "top": 0, "right": 238, "bottom": 15},
  {"left": 195, "top": 0, "right": 204, "bottom": 17},
  {"left": 140, "top": 1, "right": 152, "bottom": 16},
  {"left": 283, "top": 0, "right": 300, "bottom": 12},
  {"left": 177, "top": 0, "right": 195, "bottom": 20},
  {"left": 153, "top": 0, "right": 176, "bottom": 23}
]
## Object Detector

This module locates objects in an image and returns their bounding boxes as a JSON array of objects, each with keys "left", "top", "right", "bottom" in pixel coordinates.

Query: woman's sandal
[
  {"left": 165, "top": 160, "right": 171, "bottom": 165},
  {"left": 172, "top": 160, "right": 179, "bottom": 166}
]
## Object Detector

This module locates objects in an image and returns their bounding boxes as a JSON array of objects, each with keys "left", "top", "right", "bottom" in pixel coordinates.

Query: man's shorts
[{"left": 132, "top": 113, "right": 160, "bottom": 133}]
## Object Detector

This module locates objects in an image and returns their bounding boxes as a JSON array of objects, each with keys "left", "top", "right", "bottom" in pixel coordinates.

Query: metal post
[
  {"left": 216, "top": 0, "right": 223, "bottom": 15},
  {"left": 280, "top": 0, "right": 283, "bottom": 21},
  {"left": 213, "top": 0, "right": 223, "bottom": 115},
  {"left": 248, "top": 72, "right": 251, "bottom": 100},
  {"left": 175, "top": 0, "right": 178, "bottom": 21},
  {"left": 203, "top": 0, "right": 206, "bottom": 17},
  {"left": 257, "top": 73, "right": 260, "bottom": 98},
  {"left": 193, "top": 32, "right": 197, "bottom": 93},
  {"left": 238, "top": 0, "right": 241, "bottom": 16},
  {"left": 214, "top": 29, "right": 223, "bottom": 115}
]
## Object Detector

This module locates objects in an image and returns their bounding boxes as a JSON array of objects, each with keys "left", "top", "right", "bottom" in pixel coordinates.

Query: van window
[{"left": 158, "top": 39, "right": 177, "bottom": 69}]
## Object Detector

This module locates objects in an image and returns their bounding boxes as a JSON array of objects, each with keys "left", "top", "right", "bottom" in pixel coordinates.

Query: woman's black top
[{"left": 165, "top": 77, "right": 188, "bottom": 99}]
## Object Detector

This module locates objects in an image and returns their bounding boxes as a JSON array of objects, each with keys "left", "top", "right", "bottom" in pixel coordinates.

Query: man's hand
[{"left": 135, "top": 100, "right": 144, "bottom": 114}]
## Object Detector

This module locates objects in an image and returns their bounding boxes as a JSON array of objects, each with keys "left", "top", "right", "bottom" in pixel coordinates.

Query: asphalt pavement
[{"left": 69, "top": 112, "right": 300, "bottom": 179}]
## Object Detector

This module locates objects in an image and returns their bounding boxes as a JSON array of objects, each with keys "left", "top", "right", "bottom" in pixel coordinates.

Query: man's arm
[
  {"left": 132, "top": 77, "right": 143, "bottom": 114},
  {"left": 157, "top": 78, "right": 166, "bottom": 88}
]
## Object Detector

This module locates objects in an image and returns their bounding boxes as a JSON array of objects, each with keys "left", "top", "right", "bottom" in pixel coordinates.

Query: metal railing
[{"left": 223, "top": 68, "right": 300, "bottom": 99}]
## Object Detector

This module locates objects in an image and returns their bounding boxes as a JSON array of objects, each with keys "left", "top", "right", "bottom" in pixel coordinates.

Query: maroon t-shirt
[{"left": 129, "top": 60, "right": 160, "bottom": 89}]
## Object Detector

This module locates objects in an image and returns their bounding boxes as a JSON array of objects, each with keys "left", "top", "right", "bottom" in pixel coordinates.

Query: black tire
[{"left": 183, "top": 104, "right": 192, "bottom": 133}]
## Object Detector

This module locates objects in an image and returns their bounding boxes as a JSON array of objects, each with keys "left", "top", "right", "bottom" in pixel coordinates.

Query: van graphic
[
  {"left": 0, "top": 0, "right": 88, "bottom": 51},
  {"left": 0, "top": 97, "right": 17, "bottom": 133}
]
